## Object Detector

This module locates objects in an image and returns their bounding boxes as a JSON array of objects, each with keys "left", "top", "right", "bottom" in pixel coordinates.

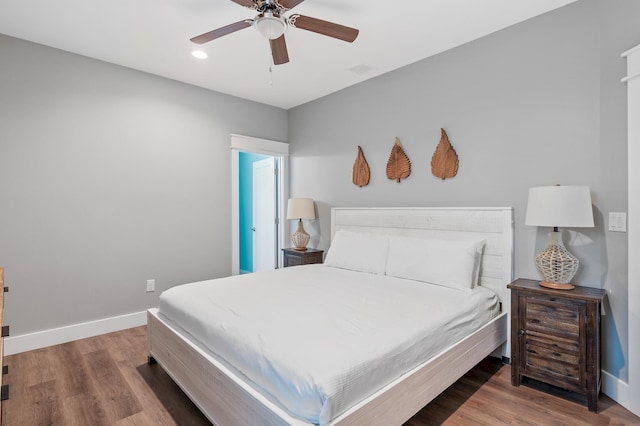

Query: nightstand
[
  {"left": 1, "top": 267, "right": 9, "bottom": 415},
  {"left": 508, "top": 278, "right": 606, "bottom": 412},
  {"left": 282, "top": 248, "right": 324, "bottom": 267}
]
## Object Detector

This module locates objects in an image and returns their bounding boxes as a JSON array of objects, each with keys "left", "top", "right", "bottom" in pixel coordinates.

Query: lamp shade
[
  {"left": 287, "top": 198, "right": 315, "bottom": 220},
  {"left": 525, "top": 185, "right": 594, "bottom": 228}
]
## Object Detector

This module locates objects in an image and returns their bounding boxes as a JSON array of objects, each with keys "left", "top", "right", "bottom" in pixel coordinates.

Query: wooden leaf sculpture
[
  {"left": 352, "top": 145, "right": 370, "bottom": 187},
  {"left": 431, "top": 128, "right": 459, "bottom": 180},
  {"left": 386, "top": 137, "right": 411, "bottom": 183}
]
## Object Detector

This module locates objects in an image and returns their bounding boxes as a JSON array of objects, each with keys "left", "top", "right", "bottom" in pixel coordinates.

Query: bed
[{"left": 147, "top": 207, "right": 514, "bottom": 425}]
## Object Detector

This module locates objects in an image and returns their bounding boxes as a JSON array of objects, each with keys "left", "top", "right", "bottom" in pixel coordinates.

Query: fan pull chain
[{"left": 269, "top": 65, "right": 273, "bottom": 86}]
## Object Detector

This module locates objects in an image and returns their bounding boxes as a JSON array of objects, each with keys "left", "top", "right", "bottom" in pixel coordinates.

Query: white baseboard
[
  {"left": 601, "top": 369, "right": 630, "bottom": 410},
  {"left": 4, "top": 311, "right": 147, "bottom": 355}
]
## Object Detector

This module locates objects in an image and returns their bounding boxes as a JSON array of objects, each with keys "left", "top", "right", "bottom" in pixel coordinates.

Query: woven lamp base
[
  {"left": 291, "top": 219, "right": 310, "bottom": 251},
  {"left": 534, "top": 230, "right": 578, "bottom": 291}
]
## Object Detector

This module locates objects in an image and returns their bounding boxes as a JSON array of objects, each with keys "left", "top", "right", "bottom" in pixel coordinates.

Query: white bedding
[{"left": 157, "top": 264, "right": 500, "bottom": 425}]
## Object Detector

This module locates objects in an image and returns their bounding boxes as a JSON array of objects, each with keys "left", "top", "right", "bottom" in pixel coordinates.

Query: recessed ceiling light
[{"left": 192, "top": 50, "right": 208, "bottom": 59}]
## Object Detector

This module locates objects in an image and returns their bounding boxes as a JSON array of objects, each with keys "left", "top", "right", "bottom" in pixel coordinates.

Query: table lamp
[
  {"left": 287, "top": 198, "right": 315, "bottom": 251},
  {"left": 525, "top": 185, "right": 594, "bottom": 290}
]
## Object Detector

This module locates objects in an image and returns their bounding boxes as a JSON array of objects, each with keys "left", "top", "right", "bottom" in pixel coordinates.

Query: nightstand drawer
[
  {"left": 282, "top": 248, "right": 324, "bottom": 267},
  {"left": 524, "top": 296, "right": 582, "bottom": 338},
  {"left": 284, "top": 254, "right": 303, "bottom": 267}
]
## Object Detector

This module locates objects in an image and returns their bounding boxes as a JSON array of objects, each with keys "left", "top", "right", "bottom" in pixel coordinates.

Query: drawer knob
[{"left": 518, "top": 329, "right": 525, "bottom": 336}]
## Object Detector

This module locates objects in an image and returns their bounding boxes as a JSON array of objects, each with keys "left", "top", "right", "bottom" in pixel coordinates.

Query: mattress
[{"left": 157, "top": 264, "right": 500, "bottom": 425}]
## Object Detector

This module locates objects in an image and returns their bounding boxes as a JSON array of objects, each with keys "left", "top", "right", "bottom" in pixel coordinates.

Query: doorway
[
  {"left": 231, "top": 135, "right": 289, "bottom": 276},
  {"left": 238, "top": 153, "right": 278, "bottom": 274}
]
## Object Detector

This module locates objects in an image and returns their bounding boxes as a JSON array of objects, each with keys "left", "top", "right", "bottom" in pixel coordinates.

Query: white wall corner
[
  {"left": 601, "top": 369, "right": 630, "bottom": 410},
  {"left": 4, "top": 311, "right": 147, "bottom": 355}
]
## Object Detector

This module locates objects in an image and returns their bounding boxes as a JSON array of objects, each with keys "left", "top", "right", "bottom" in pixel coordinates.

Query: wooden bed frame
[{"left": 147, "top": 207, "right": 514, "bottom": 425}]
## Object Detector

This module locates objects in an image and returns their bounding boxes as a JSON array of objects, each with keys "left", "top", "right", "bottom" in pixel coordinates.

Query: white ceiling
[{"left": 0, "top": 0, "right": 577, "bottom": 110}]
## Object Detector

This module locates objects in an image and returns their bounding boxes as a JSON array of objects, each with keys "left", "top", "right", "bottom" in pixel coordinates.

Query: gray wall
[
  {"left": 288, "top": 0, "right": 638, "bottom": 382},
  {"left": 0, "top": 34, "right": 288, "bottom": 335}
]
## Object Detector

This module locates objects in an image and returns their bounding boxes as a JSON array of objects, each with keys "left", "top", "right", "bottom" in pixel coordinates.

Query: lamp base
[
  {"left": 534, "top": 230, "right": 579, "bottom": 291},
  {"left": 539, "top": 281, "right": 575, "bottom": 291},
  {"left": 291, "top": 219, "right": 310, "bottom": 251}
]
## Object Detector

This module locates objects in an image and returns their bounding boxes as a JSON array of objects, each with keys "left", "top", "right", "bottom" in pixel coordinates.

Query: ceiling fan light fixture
[{"left": 254, "top": 13, "right": 286, "bottom": 40}]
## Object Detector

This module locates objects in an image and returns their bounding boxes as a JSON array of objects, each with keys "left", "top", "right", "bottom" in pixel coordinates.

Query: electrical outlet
[{"left": 146, "top": 279, "right": 155, "bottom": 293}]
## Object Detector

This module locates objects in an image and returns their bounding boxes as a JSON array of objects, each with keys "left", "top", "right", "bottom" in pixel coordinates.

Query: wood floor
[{"left": 2, "top": 326, "right": 639, "bottom": 425}]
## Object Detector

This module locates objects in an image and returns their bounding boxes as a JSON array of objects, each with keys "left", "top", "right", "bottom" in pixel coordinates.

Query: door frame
[
  {"left": 623, "top": 43, "right": 640, "bottom": 416},
  {"left": 231, "top": 134, "right": 289, "bottom": 276}
]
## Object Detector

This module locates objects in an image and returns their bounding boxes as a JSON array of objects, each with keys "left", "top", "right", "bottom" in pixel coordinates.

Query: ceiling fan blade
[
  {"left": 230, "top": 0, "right": 256, "bottom": 8},
  {"left": 190, "top": 20, "right": 252, "bottom": 44},
  {"left": 278, "top": 0, "right": 304, "bottom": 9},
  {"left": 270, "top": 35, "right": 290, "bottom": 65},
  {"left": 289, "top": 14, "right": 359, "bottom": 42}
]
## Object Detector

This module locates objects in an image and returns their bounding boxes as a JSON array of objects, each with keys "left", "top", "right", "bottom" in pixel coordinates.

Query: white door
[{"left": 252, "top": 157, "right": 277, "bottom": 272}]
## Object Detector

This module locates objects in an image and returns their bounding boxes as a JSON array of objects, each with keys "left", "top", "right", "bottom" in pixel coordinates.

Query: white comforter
[{"left": 158, "top": 264, "right": 499, "bottom": 425}]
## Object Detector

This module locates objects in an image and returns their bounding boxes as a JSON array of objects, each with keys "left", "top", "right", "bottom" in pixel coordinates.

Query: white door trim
[
  {"left": 622, "top": 43, "right": 640, "bottom": 417},
  {"left": 231, "top": 134, "right": 289, "bottom": 276}
]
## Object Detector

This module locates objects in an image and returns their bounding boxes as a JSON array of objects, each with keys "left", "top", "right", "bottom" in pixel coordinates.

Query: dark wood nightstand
[
  {"left": 508, "top": 278, "right": 606, "bottom": 412},
  {"left": 282, "top": 248, "right": 324, "bottom": 267},
  {"left": 1, "top": 267, "right": 9, "bottom": 413}
]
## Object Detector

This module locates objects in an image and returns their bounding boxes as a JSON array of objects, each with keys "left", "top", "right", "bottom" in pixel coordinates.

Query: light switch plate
[{"left": 608, "top": 212, "right": 627, "bottom": 232}]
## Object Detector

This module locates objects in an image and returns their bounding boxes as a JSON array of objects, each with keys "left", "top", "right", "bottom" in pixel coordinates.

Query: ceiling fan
[{"left": 190, "top": 0, "right": 359, "bottom": 65}]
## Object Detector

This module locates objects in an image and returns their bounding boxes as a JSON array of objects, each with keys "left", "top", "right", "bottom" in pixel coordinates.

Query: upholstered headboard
[{"left": 331, "top": 207, "right": 514, "bottom": 357}]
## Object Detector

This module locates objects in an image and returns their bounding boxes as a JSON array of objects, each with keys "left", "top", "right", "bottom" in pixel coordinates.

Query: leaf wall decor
[
  {"left": 352, "top": 145, "right": 370, "bottom": 187},
  {"left": 386, "top": 137, "right": 411, "bottom": 183},
  {"left": 431, "top": 128, "right": 459, "bottom": 180}
]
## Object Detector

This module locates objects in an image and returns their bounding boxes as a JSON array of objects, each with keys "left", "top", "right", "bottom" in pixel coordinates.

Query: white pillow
[
  {"left": 385, "top": 235, "right": 485, "bottom": 289},
  {"left": 324, "top": 230, "right": 389, "bottom": 275}
]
